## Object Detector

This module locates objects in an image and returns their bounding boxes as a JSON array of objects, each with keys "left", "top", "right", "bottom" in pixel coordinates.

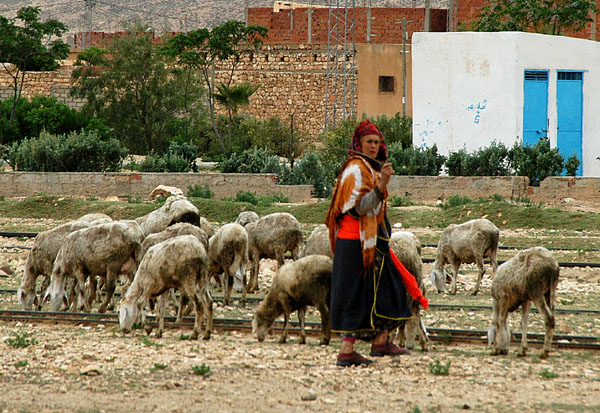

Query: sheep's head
[
  {"left": 119, "top": 302, "right": 139, "bottom": 333},
  {"left": 429, "top": 268, "right": 446, "bottom": 293},
  {"left": 17, "top": 287, "right": 37, "bottom": 311},
  {"left": 251, "top": 313, "right": 271, "bottom": 342}
]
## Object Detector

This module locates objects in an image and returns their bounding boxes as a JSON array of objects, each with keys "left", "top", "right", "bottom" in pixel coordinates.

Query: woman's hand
[{"left": 377, "top": 163, "right": 395, "bottom": 192}]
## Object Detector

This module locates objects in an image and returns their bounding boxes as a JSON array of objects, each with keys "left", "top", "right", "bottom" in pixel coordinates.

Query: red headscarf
[{"left": 350, "top": 119, "right": 388, "bottom": 163}]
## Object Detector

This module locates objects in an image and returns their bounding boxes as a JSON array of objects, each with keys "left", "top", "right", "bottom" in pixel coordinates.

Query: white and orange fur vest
[{"left": 325, "top": 156, "right": 387, "bottom": 269}]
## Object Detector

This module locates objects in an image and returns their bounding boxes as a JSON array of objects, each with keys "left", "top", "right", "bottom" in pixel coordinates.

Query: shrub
[
  {"left": 129, "top": 142, "right": 199, "bottom": 173},
  {"left": 509, "top": 138, "right": 564, "bottom": 186},
  {"left": 187, "top": 184, "right": 213, "bottom": 199},
  {"left": 279, "top": 152, "right": 334, "bottom": 198},
  {"left": 5, "top": 130, "right": 126, "bottom": 172},
  {"left": 429, "top": 359, "right": 451, "bottom": 376},
  {"left": 387, "top": 142, "right": 446, "bottom": 176},
  {"left": 564, "top": 153, "right": 580, "bottom": 176},
  {"left": 447, "top": 141, "right": 511, "bottom": 176},
  {"left": 192, "top": 363, "right": 212, "bottom": 377},
  {"left": 440, "top": 195, "right": 475, "bottom": 209},
  {"left": 5, "top": 332, "right": 37, "bottom": 348},
  {"left": 218, "top": 147, "right": 282, "bottom": 174}
]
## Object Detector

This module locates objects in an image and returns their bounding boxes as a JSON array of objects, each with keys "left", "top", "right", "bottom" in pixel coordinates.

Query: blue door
[
  {"left": 523, "top": 70, "right": 549, "bottom": 147},
  {"left": 557, "top": 71, "right": 583, "bottom": 176}
]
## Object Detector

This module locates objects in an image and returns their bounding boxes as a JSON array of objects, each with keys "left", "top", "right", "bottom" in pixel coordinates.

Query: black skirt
[{"left": 330, "top": 235, "right": 412, "bottom": 340}]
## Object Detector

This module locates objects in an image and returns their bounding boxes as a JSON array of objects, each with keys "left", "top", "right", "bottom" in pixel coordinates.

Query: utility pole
[{"left": 398, "top": 18, "right": 414, "bottom": 117}]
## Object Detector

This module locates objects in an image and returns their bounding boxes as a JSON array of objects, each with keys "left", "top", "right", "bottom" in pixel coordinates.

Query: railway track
[{"left": 1, "top": 308, "right": 599, "bottom": 351}]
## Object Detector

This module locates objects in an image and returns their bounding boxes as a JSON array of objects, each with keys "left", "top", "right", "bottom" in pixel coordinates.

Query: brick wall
[{"left": 248, "top": 7, "right": 447, "bottom": 44}]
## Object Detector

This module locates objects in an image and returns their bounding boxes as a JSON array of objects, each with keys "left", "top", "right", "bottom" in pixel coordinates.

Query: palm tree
[{"left": 213, "top": 82, "right": 260, "bottom": 150}]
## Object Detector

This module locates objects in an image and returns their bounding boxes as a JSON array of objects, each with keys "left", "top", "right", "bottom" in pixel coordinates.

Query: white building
[{"left": 412, "top": 31, "right": 600, "bottom": 176}]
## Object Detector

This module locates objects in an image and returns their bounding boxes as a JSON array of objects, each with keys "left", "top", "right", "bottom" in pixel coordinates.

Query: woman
[{"left": 325, "top": 119, "right": 417, "bottom": 367}]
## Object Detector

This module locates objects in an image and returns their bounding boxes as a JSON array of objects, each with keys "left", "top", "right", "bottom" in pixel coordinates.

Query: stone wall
[
  {"left": 2, "top": 172, "right": 600, "bottom": 205},
  {"left": 0, "top": 172, "right": 312, "bottom": 203}
]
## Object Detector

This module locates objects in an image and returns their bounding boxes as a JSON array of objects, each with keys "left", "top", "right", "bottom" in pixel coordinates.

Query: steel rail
[{"left": 1, "top": 309, "right": 598, "bottom": 351}]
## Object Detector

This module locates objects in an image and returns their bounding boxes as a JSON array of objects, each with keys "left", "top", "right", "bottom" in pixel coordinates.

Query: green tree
[
  {"left": 214, "top": 81, "right": 261, "bottom": 145},
  {"left": 70, "top": 27, "right": 195, "bottom": 154},
  {"left": 163, "top": 20, "right": 268, "bottom": 154},
  {"left": 472, "top": 0, "right": 596, "bottom": 35},
  {"left": 0, "top": 7, "right": 69, "bottom": 139}
]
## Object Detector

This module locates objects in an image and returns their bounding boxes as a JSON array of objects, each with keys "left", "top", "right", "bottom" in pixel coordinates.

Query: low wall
[
  {"left": 0, "top": 172, "right": 312, "bottom": 203},
  {"left": 2, "top": 172, "right": 600, "bottom": 205}
]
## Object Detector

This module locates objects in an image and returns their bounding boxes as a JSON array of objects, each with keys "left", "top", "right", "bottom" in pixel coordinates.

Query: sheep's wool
[{"left": 325, "top": 156, "right": 386, "bottom": 269}]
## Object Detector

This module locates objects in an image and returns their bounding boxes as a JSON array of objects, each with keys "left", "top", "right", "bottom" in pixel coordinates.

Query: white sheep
[
  {"left": 207, "top": 223, "right": 249, "bottom": 305},
  {"left": 47, "top": 221, "right": 142, "bottom": 313},
  {"left": 390, "top": 231, "right": 429, "bottom": 350},
  {"left": 488, "top": 247, "right": 559, "bottom": 358},
  {"left": 252, "top": 255, "right": 331, "bottom": 345},
  {"left": 119, "top": 235, "right": 213, "bottom": 340},
  {"left": 430, "top": 218, "right": 499, "bottom": 295},
  {"left": 300, "top": 224, "right": 332, "bottom": 259},
  {"left": 135, "top": 195, "right": 200, "bottom": 237},
  {"left": 199, "top": 216, "right": 215, "bottom": 239},
  {"left": 245, "top": 212, "right": 303, "bottom": 293},
  {"left": 17, "top": 213, "right": 112, "bottom": 310},
  {"left": 141, "top": 222, "right": 208, "bottom": 257}
]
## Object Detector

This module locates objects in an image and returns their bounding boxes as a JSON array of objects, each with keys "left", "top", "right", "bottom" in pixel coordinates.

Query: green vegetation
[
  {"left": 191, "top": 363, "right": 212, "bottom": 377},
  {"left": 138, "top": 336, "right": 164, "bottom": 348},
  {"left": 429, "top": 359, "right": 451, "bottom": 376},
  {"left": 539, "top": 368, "right": 559, "bottom": 379},
  {"left": 5, "top": 332, "right": 37, "bottom": 348},
  {"left": 151, "top": 363, "right": 168, "bottom": 372},
  {"left": 187, "top": 184, "right": 214, "bottom": 199}
]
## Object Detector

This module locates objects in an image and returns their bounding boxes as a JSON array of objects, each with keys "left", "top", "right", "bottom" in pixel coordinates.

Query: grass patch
[
  {"left": 138, "top": 336, "right": 164, "bottom": 348},
  {"left": 14, "top": 360, "right": 28, "bottom": 368},
  {"left": 5, "top": 332, "right": 37, "bottom": 348},
  {"left": 429, "top": 359, "right": 451, "bottom": 376},
  {"left": 539, "top": 368, "right": 559, "bottom": 379},
  {"left": 191, "top": 363, "right": 212, "bottom": 377}
]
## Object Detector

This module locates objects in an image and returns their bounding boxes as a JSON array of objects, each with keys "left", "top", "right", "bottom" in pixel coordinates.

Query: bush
[
  {"left": 223, "top": 190, "right": 289, "bottom": 207},
  {"left": 129, "top": 142, "right": 199, "bottom": 173},
  {"left": 279, "top": 152, "right": 334, "bottom": 198},
  {"left": 187, "top": 184, "right": 213, "bottom": 199},
  {"left": 564, "top": 153, "right": 580, "bottom": 176},
  {"left": 218, "top": 147, "right": 282, "bottom": 174},
  {"left": 387, "top": 142, "right": 446, "bottom": 176},
  {"left": 447, "top": 141, "right": 511, "bottom": 176},
  {"left": 509, "top": 138, "right": 564, "bottom": 186},
  {"left": 6, "top": 130, "right": 126, "bottom": 172}
]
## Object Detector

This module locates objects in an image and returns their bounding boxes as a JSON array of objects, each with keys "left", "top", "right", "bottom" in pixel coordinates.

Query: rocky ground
[{"left": 0, "top": 212, "right": 599, "bottom": 412}]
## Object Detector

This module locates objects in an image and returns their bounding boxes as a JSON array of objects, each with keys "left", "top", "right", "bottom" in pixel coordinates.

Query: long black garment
[{"left": 330, "top": 218, "right": 412, "bottom": 339}]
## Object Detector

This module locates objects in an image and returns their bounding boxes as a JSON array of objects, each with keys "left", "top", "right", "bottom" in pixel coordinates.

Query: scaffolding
[{"left": 324, "top": 0, "right": 357, "bottom": 133}]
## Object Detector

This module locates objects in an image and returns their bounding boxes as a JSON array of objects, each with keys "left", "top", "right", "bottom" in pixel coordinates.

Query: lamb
[
  {"left": 429, "top": 218, "right": 499, "bottom": 295},
  {"left": 300, "top": 224, "right": 333, "bottom": 259},
  {"left": 17, "top": 213, "right": 113, "bottom": 310},
  {"left": 488, "top": 247, "right": 559, "bottom": 358},
  {"left": 135, "top": 195, "right": 200, "bottom": 237},
  {"left": 119, "top": 235, "right": 213, "bottom": 340},
  {"left": 245, "top": 212, "right": 303, "bottom": 293},
  {"left": 252, "top": 255, "right": 331, "bottom": 345},
  {"left": 390, "top": 231, "right": 429, "bottom": 350},
  {"left": 207, "top": 223, "right": 249, "bottom": 305},
  {"left": 141, "top": 222, "right": 208, "bottom": 257},
  {"left": 235, "top": 211, "right": 259, "bottom": 228},
  {"left": 46, "top": 221, "right": 142, "bottom": 313}
]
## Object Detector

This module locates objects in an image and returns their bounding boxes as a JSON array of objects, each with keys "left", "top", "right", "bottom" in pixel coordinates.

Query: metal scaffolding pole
[{"left": 324, "top": 0, "right": 356, "bottom": 133}]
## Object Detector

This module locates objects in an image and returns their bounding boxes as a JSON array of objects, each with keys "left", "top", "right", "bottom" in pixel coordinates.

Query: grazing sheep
[
  {"left": 488, "top": 247, "right": 559, "bottom": 358},
  {"left": 135, "top": 195, "right": 200, "bottom": 237},
  {"left": 252, "top": 255, "right": 332, "bottom": 345},
  {"left": 119, "top": 235, "right": 213, "bottom": 340},
  {"left": 207, "top": 223, "right": 249, "bottom": 305},
  {"left": 429, "top": 218, "right": 499, "bottom": 295},
  {"left": 17, "top": 214, "right": 112, "bottom": 310},
  {"left": 47, "top": 222, "right": 142, "bottom": 313},
  {"left": 141, "top": 222, "right": 208, "bottom": 256},
  {"left": 300, "top": 224, "right": 333, "bottom": 259},
  {"left": 245, "top": 212, "right": 303, "bottom": 293},
  {"left": 235, "top": 211, "right": 259, "bottom": 228},
  {"left": 390, "top": 231, "right": 429, "bottom": 351}
]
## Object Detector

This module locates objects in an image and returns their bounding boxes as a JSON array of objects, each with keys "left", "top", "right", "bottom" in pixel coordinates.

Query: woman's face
[{"left": 359, "top": 134, "right": 381, "bottom": 159}]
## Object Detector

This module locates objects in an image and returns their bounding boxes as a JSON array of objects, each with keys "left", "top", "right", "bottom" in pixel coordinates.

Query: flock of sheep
[{"left": 15, "top": 193, "right": 560, "bottom": 359}]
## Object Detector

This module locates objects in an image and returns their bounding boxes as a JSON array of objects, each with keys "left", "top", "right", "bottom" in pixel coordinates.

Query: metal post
[{"left": 402, "top": 18, "right": 407, "bottom": 117}]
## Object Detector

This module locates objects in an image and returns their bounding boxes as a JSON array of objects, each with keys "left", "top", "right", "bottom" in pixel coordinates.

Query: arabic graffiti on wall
[
  {"left": 417, "top": 118, "right": 443, "bottom": 146},
  {"left": 467, "top": 99, "right": 487, "bottom": 124}
]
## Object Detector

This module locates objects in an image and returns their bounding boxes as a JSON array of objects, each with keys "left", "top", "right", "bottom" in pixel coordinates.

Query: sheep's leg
[
  {"left": 74, "top": 271, "right": 91, "bottom": 313},
  {"left": 98, "top": 268, "right": 117, "bottom": 313},
  {"left": 472, "top": 256, "right": 485, "bottom": 296},
  {"left": 491, "top": 300, "right": 510, "bottom": 355},
  {"left": 156, "top": 290, "right": 169, "bottom": 339},
  {"left": 223, "top": 268, "right": 233, "bottom": 306},
  {"left": 38, "top": 275, "right": 51, "bottom": 310},
  {"left": 298, "top": 307, "right": 306, "bottom": 344},
  {"left": 518, "top": 300, "right": 531, "bottom": 357},
  {"left": 535, "top": 295, "right": 555, "bottom": 359},
  {"left": 275, "top": 252, "right": 286, "bottom": 270},
  {"left": 248, "top": 257, "right": 259, "bottom": 293},
  {"left": 449, "top": 262, "right": 460, "bottom": 295},
  {"left": 279, "top": 312, "right": 289, "bottom": 343},
  {"left": 490, "top": 247, "right": 499, "bottom": 276},
  {"left": 199, "top": 287, "right": 213, "bottom": 340},
  {"left": 240, "top": 268, "right": 248, "bottom": 307},
  {"left": 317, "top": 303, "right": 331, "bottom": 345},
  {"left": 176, "top": 292, "right": 190, "bottom": 323}
]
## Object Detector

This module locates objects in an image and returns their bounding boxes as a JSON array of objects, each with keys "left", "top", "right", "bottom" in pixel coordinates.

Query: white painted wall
[{"left": 412, "top": 32, "right": 600, "bottom": 176}]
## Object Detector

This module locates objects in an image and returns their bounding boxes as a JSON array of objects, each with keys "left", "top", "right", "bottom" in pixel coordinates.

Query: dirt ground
[{"left": 1, "top": 204, "right": 600, "bottom": 413}]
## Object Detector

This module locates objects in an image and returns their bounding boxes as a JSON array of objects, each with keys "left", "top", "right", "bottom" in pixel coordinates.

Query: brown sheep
[
  {"left": 252, "top": 255, "right": 331, "bottom": 345},
  {"left": 488, "top": 247, "right": 559, "bottom": 358},
  {"left": 300, "top": 224, "right": 333, "bottom": 259},
  {"left": 430, "top": 218, "right": 499, "bottom": 295}
]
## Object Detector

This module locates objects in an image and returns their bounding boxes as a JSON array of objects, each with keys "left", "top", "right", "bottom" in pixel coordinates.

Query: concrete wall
[
  {"left": 412, "top": 32, "right": 600, "bottom": 176},
  {"left": 0, "top": 172, "right": 312, "bottom": 203},
  {"left": 356, "top": 43, "right": 412, "bottom": 119}
]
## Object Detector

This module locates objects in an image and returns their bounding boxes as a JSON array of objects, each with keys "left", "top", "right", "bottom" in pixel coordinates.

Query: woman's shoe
[
  {"left": 370, "top": 341, "right": 410, "bottom": 357},
  {"left": 336, "top": 351, "right": 373, "bottom": 367}
]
